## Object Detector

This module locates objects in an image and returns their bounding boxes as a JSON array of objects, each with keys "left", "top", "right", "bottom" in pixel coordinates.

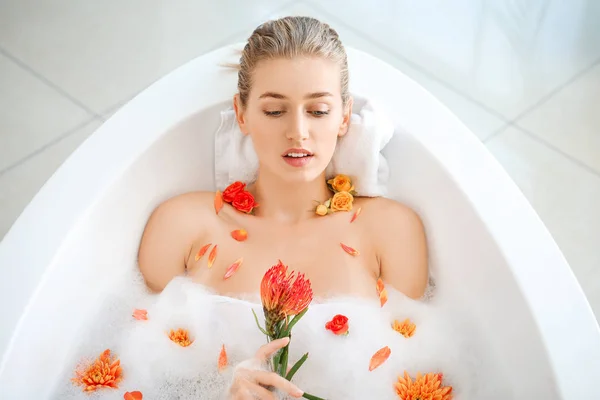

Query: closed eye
[{"left": 264, "top": 110, "right": 284, "bottom": 117}]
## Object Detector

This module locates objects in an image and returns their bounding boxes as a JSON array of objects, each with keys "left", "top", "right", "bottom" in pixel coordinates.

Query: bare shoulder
[
  {"left": 138, "top": 191, "right": 215, "bottom": 292},
  {"left": 358, "top": 197, "right": 428, "bottom": 299}
]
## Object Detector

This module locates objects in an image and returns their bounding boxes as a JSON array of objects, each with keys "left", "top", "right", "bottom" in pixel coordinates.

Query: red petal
[
  {"left": 218, "top": 344, "right": 228, "bottom": 371},
  {"left": 340, "top": 242, "right": 359, "bottom": 256},
  {"left": 214, "top": 191, "right": 224, "bottom": 215},
  {"left": 376, "top": 278, "right": 385, "bottom": 295},
  {"left": 195, "top": 243, "right": 212, "bottom": 261},
  {"left": 350, "top": 207, "right": 362, "bottom": 223},
  {"left": 124, "top": 391, "right": 143, "bottom": 400},
  {"left": 368, "top": 346, "right": 391, "bottom": 371},
  {"left": 231, "top": 229, "right": 248, "bottom": 242},
  {"left": 223, "top": 258, "right": 243, "bottom": 280},
  {"left": 207, "top": 245, "right": 218, "bottom": 268},
  {"left": 132, "top": 309, "right": 148, "bottom": 320},
  {"left": 379, "top": 288, "right": 388, "bottom": 307}
]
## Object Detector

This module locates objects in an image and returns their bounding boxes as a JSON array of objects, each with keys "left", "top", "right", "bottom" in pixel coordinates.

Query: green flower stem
[
  {"left": 285, "top": 352, "right": 308, "bottom": 381},
  {"left": 279, "top": 343, "right": 289, "bottom": 376},
  {"left": 302, "top": 393, "right": 327, "bottom": 400}
]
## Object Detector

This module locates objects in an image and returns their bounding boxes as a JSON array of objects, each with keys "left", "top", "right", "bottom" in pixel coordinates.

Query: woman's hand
[{"left": 228, "top": 337, "right": 304, "bottom": 399}]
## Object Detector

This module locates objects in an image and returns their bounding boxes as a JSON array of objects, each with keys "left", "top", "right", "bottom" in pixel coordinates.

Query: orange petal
[
  {"left": 223, "top": 258, "right": 243, "bottom": 280},
  {"left": 368, "top": 346, "right": 391, "bottom": 371},
  {"left": 132, "top": 309, "right": 148, "bottom": 321},
  {"left": 350, "top": 207, "right": 362, "bottom": 223},
  {"left": 376, "top": 278, "right": 385, "bottom": 295},
  {"left": 214, "top": 191, "right": 224, "bottom": 215},
  {"left": 207, "top": 245, "right": 218, "bottom": 268},
  {"left": 379, "top": 288, "right": 388, "bottom": 307},
  {"left": 218, "top": 344, "right": 228, "bottom": 372},
  {"left": 231, "top": 229, "right": 248, "bottom": 242},
  {"left": 124, "top": 391, "right": 143, "bottom": 400},
  {"left": 194, "top": 243, "right": 212, "bottom": 261},
  {"left": 340, "top": 242, "right": 359, "bottom": 256}
]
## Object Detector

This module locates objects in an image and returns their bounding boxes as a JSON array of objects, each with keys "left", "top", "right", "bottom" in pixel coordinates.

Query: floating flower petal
[
  {"left": 195, "top": 243, "right": 212, "bottom": 261},
  {"left": 369, "top": 346, "right": 391, "bottom": 371},
  {"left": 124, "top": 391, "right": 143, "bottom": 400},
  {"left": 207, "top": 245, "right": 218, "bottom": 269},
  {"left": 214, "top": 191, "right": 224, "bottom": 215},
  {"left": 350, "top": 207, "right": 362, "bottom": 223},
  {"left": 231, "top": 229, "right": 248, "bottom": 242},
  {"left": 340, "top": 243, "right": 359, "bottom": 256},
  {"left": 132, "top": 308, "right": 148, "bottom": 321},
  {"left": 223, "top": 258, "right": 243, "bottom": 280},
  {"left": 379, "top": 288, "right": 388, "bottom": 307},
  {"left": 218, "top": 344, "right": 228, "bottom": 372}
]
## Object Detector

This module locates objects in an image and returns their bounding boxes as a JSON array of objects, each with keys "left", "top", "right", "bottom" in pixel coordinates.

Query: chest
[{"left": 188, "top": 213, "right": 379, "bottom": 298}]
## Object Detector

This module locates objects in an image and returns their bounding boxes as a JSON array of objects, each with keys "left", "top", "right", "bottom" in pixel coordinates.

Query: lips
[
  {"left": 282, "top": 148, "right": 313, "bottom": 157},
  {"left": 282, "top": 148, "right": 314, "bottom": 167}
]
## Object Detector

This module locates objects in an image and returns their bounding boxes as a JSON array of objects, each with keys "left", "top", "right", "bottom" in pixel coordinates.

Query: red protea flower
[{"left": 260, "top": 260, "right": 313, "bottom": 336}]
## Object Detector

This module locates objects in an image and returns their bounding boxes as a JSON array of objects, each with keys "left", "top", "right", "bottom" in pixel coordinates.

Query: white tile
[
  {"left": 486, "top": 127, "right": 600, "bottom": 312},
  {"left": 0, "top": 53, "right": 92, "bottom": 171},
  {"left": 516, "top": 62, "right": 600, "bottom": 173},
  {"left": 309, "top": 0, "right": 600, "bottom": 120},
  {"left": 0, "top": 0, "right": 293, "bottom": 114},
  {"left": 270, "top": 3, "right": 507, "bottom": 140},
  {"left": 0, "top": 119, "right": 103, "bottom": 240}
]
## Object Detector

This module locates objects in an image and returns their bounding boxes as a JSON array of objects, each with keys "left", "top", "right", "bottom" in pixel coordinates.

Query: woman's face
[{"left": 234, "top": 57, "right": 352, "bottom": 183}]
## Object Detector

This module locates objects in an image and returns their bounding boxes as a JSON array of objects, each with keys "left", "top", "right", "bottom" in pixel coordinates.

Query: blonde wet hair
[{"left": 235, "top": 16, "right": 350, "bottom": 108}]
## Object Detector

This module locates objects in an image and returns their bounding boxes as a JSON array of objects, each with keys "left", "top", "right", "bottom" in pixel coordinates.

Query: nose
[{"left": 285, "top": 110, "right": 309, "bottom": 141}]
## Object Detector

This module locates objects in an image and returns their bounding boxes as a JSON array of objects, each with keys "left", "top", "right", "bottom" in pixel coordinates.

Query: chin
[{"left": 276, "top": 164, "right": 326, "bottom": 183}]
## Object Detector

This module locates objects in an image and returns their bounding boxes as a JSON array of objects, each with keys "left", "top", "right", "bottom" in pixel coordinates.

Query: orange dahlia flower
[
  {"left": 260, "top": 260, "right": 313, "bottom": 335},
  {"left": 392, "top": 318, "right": 416, "bottom": 338},
  {"left": 72, "top": 349, "right": 122, "bottom": 392},
  {"left": 395, "top": 371, "right": 453, "bottom": 400},
  {"left": 168, "top": 328, "right": 193, "bottom": 347}
]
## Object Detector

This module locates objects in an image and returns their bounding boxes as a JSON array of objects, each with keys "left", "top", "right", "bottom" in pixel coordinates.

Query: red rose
[
  {"left": 232, "top": 191, "right": 256, "bottom": 214},
  {"left": 325, "top": 314, "right": 349, "bottom": 335},
  {"left": 222, "top": 181, "right": 246, "bottom": 203}
]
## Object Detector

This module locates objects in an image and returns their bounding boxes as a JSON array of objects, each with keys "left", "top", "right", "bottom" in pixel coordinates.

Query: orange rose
[
  {"left": 327, "top": 174, "right": 354, "bottom": 192},
  {"left": 222, "top": 181, "right": 246, "bottom": 203},
  {"left": 315, "top": 204, "right": 328, "bottom": 216},
  {"left": 325, "top": 314, "right": 349, "bottom": 335},
  {"left": 232, "top": 191, "right": 256, "bottom": 214},
  {"left": 330, "top": 191, "right": 354, "bottom": 212}
]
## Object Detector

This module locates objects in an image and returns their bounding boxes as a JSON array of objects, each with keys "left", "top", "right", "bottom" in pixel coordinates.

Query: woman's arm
[
  {"left": 372, "top": 198, "right": 429, "bottom": 299},
  {"left": 138, "top": 192, "right": 210, "bottom": 292}
]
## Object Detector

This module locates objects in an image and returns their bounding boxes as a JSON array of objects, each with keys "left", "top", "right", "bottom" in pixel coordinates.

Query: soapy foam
[{"left": 52, "top": 266, "right": 510, "bottom": 399}]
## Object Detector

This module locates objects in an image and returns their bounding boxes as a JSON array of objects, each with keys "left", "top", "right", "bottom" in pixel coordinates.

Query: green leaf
[
  {"left": 251, "top": 309, "right": 268, "bottom": 336},
  {"left": 280, "top": 307, "right": 309, "bottom": 338},
  {"left": 285, "top": 352, "right": 309, "bottom": 381},
  {"left": 302, "top": 392, "right": 327, "bottom": 400},
  {"left": 278, "top": 344, "right": 289, "bottom": 376}
]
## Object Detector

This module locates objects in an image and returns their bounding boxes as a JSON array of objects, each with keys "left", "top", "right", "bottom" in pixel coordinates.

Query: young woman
[{"left": 138, "top": 16, "right": 428, "bottom": 399}]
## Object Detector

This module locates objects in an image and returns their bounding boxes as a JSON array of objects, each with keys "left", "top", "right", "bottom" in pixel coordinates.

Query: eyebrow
[{"left": 258, "top": 91, "right": 334, "bottom": 100}]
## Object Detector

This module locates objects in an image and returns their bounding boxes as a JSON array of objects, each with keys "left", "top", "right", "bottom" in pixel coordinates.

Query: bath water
[{"left": 51, "top": 265, "right": 510, "bottom": 399}]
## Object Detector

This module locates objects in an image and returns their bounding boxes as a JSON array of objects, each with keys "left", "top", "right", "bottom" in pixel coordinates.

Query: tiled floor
[{"left": 1, "top": 1, "right": 598, "bottom": 318}]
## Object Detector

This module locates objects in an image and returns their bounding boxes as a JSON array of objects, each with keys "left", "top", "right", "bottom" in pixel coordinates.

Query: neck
[{"left": 249, "top": 167, "right": 331, "bottom": 224}]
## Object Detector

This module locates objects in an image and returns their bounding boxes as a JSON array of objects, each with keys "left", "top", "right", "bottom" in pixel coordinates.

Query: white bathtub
[{"left": 0, "top": 44, "right": 599, "bottom": 399}]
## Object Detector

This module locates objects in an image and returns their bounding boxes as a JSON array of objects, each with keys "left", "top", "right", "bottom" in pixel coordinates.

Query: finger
[
  {"left": 255, "top": 337, "right": 290, "bottom": 360},
  {"left": 240, "top": 379, "right": 275, "bottom": 400},
  {"left": 251, "top": 370, "right": 303, "bottom": 398}
]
